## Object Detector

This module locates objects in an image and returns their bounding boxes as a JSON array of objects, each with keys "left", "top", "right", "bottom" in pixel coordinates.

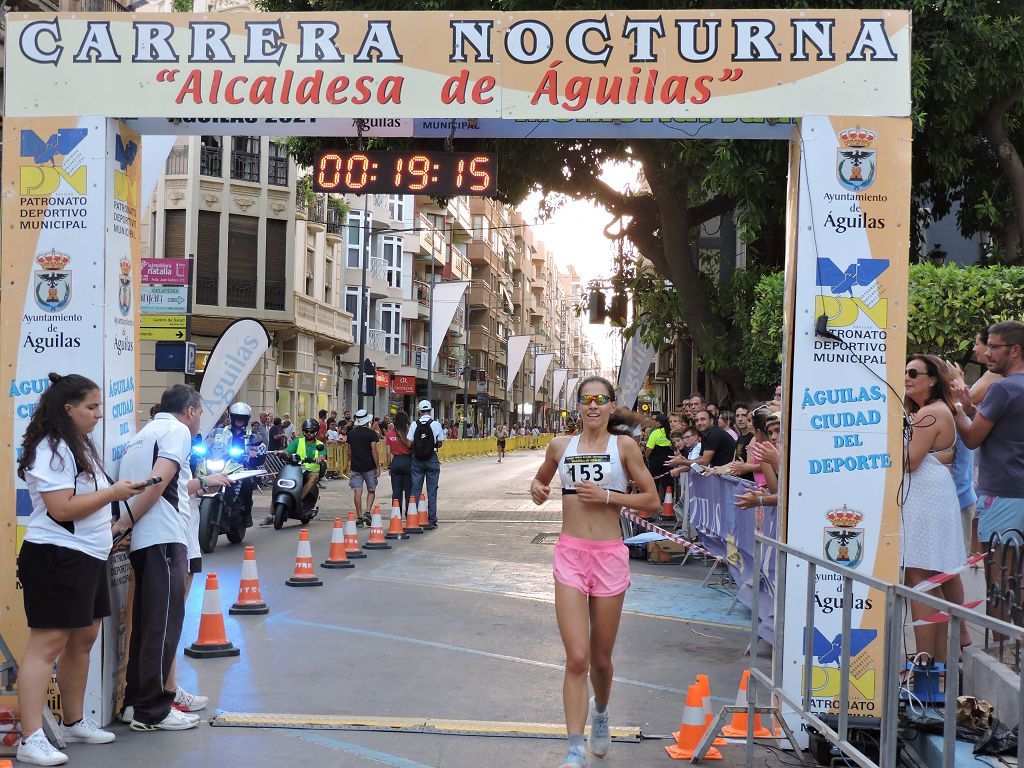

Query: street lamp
[{"left": 926, "top": 243, "right": 947, "bottom": 267}]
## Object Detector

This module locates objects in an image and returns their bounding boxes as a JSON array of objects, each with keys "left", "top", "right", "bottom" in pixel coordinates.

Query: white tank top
[{"left": 558, "top": 434, "right": 628, "bottom": 495}]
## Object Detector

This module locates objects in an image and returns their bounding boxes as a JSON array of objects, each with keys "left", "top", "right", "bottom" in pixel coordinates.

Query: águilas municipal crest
[
  {"left": 34, "top": 249, "right": 72, "bottom": 313},
  {"left": 837, "top": 128, "right": 877, "bottom": 192},
  {"left": 118, "top": 258, "right": 132, "bottom": 316},
  {"left": 823, "top": 504, "right": 864, "bottom": 568}
]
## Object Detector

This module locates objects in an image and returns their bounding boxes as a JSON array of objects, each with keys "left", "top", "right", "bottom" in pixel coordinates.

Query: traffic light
[
  {"left": 608, "top": 291, "right": 628, "bottom": 328},
  {"left": 588, "top": 291, "right": 606, "bottom": 324}
]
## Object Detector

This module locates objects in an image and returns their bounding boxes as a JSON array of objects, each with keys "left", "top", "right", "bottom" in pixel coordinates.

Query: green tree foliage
[
  {"left": 171, "top": 0, "right": 193, "bottom": 10},
  {"left": 255, "top": 0, "right": 1024, "bottom": 392},
  {"left": 743, "top": 265, "right": 1024, "bottom": 390}
]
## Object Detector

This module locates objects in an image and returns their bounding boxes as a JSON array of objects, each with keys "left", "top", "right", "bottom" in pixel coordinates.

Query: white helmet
[
  {"left": 417, "top": 400, "right": 432, "bottom": 412},
  {"left": 228, "top": 402, "right": 251, "bottom": 418}
]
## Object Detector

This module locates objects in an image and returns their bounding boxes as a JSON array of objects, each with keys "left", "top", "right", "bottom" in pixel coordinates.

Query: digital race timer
[{"left": 312, "top": 151, "right": 497, "bottom": 196}]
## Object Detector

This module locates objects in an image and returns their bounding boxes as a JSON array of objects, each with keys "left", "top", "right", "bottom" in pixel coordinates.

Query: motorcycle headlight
[
  {"left": 228, "top": 447, "right": 244, "bottom": 458},
  {"left": 206, "top": 459, "right": 225, "bottom": 472},
  {"left": 192, "top": 444, "right": 207, "bottom": 456}
]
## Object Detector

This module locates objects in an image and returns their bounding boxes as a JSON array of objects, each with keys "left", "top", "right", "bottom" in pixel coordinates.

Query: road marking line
[
  {"left": 271, "top": 614, "right": 687, "bottom": 695},
  {"left": 354, "top": 573, "right": 748, "bottom": 632},
  {"left": 289, "top": 730, "right": 435, "bottom": 767}
]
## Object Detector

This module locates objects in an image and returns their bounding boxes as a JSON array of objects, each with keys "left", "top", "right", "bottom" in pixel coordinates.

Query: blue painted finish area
[
  {"left": 291, "top": 731, "right": 437, "bottom": 768},
  {"left": 363, "top": 550, "right": 750, "bottom": 628}
]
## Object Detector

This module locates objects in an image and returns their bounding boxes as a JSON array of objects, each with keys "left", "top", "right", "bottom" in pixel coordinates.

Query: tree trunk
[
  {"left": 633, "top": 148, "right": 748, "bottom": 395},
  {"left": 984, "top": 88, "right": 1024, "bottom": 264}
]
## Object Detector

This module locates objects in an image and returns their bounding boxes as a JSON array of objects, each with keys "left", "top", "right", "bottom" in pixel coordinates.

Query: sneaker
[
  {"left": 559, "top": 745, "right": 588, "bottom": 768},
  {"left": 259, "top": 514, "right": 274, "bottom": 527},
  {"left": 16, "top": 729, "right": 68, "bottom": 766},
  {"left": 172, "top": 687, "right": 209, "bottom": 713},
  {"left": 60, "top": 717, "right": 115, "bottom": 744},
  {"left": 118, "top": 705, "right": 134, "bottom": 724},
  {"left": 422, "top": 523, "right": 438, "bottom": 530},
  {"left": 588, "top": 696, "right": 610, "bottom": 757},
  {"left": 361, "top": 514, "right": 372, "bottom": 527},
  {"left": 130, "top": 708, "right": 200, "bottom": 732}
]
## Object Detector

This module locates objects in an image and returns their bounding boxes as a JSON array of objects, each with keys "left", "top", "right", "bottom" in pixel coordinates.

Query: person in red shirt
[
  {"left": 316, "top": 409, "right": 328, "bottom": 441},
  {"left": 386, "top": 411, "right": 414, "bottom": 515}
]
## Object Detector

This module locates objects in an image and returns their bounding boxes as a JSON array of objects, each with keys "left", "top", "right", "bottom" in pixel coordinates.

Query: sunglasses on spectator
[
  {"left": 904, "top": 369, "right": 929, "bottom": 379},
  {"left": 578, "top": 394, "right": 612, "bottom": 406}
]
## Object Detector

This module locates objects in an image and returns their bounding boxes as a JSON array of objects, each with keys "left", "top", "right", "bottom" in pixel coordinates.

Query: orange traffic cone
[
  {"left": 405, "top": 499, "right": 423, "bottom": 534},
  {"left": 696, "top": 674, "right": 728, "bottom": 747},
  {"left": 418, "top": 493, "right": 435, "bottom": 529},
  {"left": 385, "top": 499, "right": 408, "bottom": 540},
  {"left": 185, "top": 573, "right": 241, "bottom": 658},
  {"left": 662, "top": 488, "right": 674, "bottom": 519},
  {"left": 286, "top": 528, "right": 323, "bottom": 587},
  {"left": 363, "top": 506, "right": 392, "bottom": 550},
  {"left": 344, "top": 511, "right": 367, "bottom": 559},
  {"left": 721, "top": 670, "right": 772, "bottom": 738},
  {"left": 667, "top": 683, "right": 722, "bottom": 760},
  {"left": 322, "top": 517, "right": 355, "bottom": 569},
  {"left": 229, "top": 546, "right": 269, "bottom": 615}
]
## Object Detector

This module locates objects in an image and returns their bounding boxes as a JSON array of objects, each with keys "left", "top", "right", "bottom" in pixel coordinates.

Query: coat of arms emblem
[
  {"left": 34, "top": 249, "right": 72, "bottom": 313},
  {"left": 118, "top": 258, "right": 132, "bottom": 316},
  {"left": 823, "top": 504, "right": 864, "bottom": 568},
  {"left": 837, "top": 128, "right": 877, "bottom": 192}
]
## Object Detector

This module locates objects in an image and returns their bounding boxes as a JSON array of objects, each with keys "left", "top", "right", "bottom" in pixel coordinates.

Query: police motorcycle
[
  {"left": 195, "top": 402, "right": 266, "bottom": 553},
  {"left": 270, "top": 418, "right": 321, "bottom": 530}
]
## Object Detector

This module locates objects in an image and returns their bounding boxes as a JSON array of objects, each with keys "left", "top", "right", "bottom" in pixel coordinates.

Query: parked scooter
[
  {"left": 195, "top": 428, "right": 264, "bottom": 552},
  {"left": 271, "top": 452, "right": 319, "bottom": 529}
]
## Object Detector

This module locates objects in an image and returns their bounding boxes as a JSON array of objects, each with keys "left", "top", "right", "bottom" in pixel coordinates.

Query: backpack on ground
[{"left": 413, "top": 420, "right": 436, "bottom": 460}]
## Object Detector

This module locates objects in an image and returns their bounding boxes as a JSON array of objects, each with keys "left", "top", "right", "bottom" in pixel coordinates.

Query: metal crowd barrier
[{"left": 694, "top": 532, "right": 1024, "bottom": 768}]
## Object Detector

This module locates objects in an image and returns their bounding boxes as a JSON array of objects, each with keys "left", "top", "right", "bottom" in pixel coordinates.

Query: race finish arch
[{"left": 2, "top": 8, "right": 911, "bottom": 740}]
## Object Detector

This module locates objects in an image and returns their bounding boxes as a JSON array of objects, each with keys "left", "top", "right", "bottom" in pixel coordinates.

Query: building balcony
[
  {"left": 470, "top": 280, "right": 494, "bottom": 309},
  {"left": 367, "top": 327, "right": 387, "bottom": 353},
  {"left": 165, "top": 146, "right": 189, "bottom": 176},
  {"left": 417, "top": 214, "right": 448, "bottom": 266},
  {"left": 200, "top": 145, "right": 222, "bottom": 178},
  {"left": 294, "top": 292, "right": 355, "bottom": 350},
  {"left": 368, "top": 257, "right": 390, "bottom": 297},
  {"left": 401, "top": 344, "right": 462, "bottom": 387},
  {"left": 230, "top": 150, "right": 260, "bottom": 183}
]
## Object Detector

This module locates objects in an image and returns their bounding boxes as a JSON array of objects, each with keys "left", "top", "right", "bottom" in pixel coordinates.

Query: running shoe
[
  {"left": 559, "top": 745, "right": 589, "bottom": 768},
  {"left": 172, "top": 686, "right": 209, "bottom": 713},
  {"left": 60, "top": 717, "right": 115, "bottom": 744},
  {"left": 130, "top": 709, "right": 200, "bottom": 732},
  {"left": 16, "top": 730, "right": 68, "bottom": 766},
  {"left": 117, "top": 706, "right": 134, "bottom": 724},
  {"left": 588, "top": 696, "right": 610, "bottom": 757}
]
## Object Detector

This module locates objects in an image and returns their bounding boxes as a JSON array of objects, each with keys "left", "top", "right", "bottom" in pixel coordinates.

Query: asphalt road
[{"left": 54, "top": 449, "right": 771, "bottom": 768}]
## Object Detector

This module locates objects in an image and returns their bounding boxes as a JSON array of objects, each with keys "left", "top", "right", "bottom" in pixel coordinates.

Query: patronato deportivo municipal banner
[
  {"left": 0, "top": 117, "right": 142, "bottom": 720},
  {"left": 6, "top": 11, "right": 910, "bottom": 119},
  {"left": 780, "top": 116, "right": 911, "bottom": 733}
]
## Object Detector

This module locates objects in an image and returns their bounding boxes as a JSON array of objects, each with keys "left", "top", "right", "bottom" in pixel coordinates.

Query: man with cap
[
  {"left": 408, "top": 400, "right": 445, "bottom": 529},
  {"left": 347, "top": 409, "right": 381, "bottom": 527}
]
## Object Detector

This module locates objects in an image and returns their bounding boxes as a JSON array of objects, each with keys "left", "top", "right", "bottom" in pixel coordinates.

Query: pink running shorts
[{"left": 552, "top": 533, "right": 631, "bottom": 597}]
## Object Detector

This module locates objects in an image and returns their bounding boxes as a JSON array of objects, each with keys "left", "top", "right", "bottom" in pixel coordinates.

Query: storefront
[{"left": 276, "top": 370, "right": 317, "bottom": 422}]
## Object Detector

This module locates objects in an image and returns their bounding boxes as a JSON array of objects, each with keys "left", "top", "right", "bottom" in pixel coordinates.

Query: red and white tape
[
  {"left": 910, "top": 552, "right": 987, "bottom": 593},
  {"left": 910, "top": 599, "right": 985, "bottom": 626},
  {"left": 619, "top": 509, "right": 722, "bottom": 563}
]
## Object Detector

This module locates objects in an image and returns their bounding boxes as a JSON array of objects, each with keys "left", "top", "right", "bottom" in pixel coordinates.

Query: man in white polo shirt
[{"left": 113, "top": 385, "right": 230, "bottom": 732}]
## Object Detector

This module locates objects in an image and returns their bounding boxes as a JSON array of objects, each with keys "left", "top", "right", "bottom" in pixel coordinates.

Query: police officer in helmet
[
  {"left": 261, "top": 417, "right": 325, "bottom": 525},
  {"left": 225, "top": 402, "right": 265, "bottom": 526}
]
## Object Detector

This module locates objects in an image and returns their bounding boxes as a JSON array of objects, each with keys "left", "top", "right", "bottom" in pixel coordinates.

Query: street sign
[
  {"left": 140, "top": 326, "right": 187, "bottom": 341},
  {"left": 140, "top": 313, "right": 187, "bottom": 341},
  {"left": 154, "top": 340, "right": 197, "bottom": 372},
  {"left": 141, "top": 285, "right": 188, "bottom": 314},
  {"left": 141, "top": 258, "right": 189, "bottom": 285}
]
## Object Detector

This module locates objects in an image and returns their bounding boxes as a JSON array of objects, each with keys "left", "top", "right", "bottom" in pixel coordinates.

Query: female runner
[{"left": 531, "top": 376, "right": 661, "bottom": 768}]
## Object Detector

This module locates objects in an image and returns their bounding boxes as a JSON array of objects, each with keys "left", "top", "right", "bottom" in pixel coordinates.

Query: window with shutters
[
  {"left": 345, "top": 286, "right": 362, "bottom": 341},
  {"left": 268, "top": 142, "right": 289, "bottom": 187},
  {"left": 231, "top": 136, "right": 260, "bottom": 182},
  {"left": 227, "top": 215, "right": 258, "bottom": 308},
  {"left": 388, "top": 195, "right": 406, "bottom": 221},
  {"left": 265, "top": 218, "right": 287, "bottom": 311},
  {"left": 196, "top": 210, "right": 220, "bottom": 306},
  {"left": 324, "top": 251, "right": 334, "bottom": 305},
  {"left": 164, "top": 209, "right": 186, "bottom": 259},
  {"left": 379, "top": 302, "right": 401, "bottom": 355},
  {"left": 305, "top": 244, "right": 315, "bottom": 297},
  {"left": 200, "top": 136, "right": 222, "bottom": 177},
  {"left": 382, "top": 235, "right": 402, "bottom": 289},
  {"left": 346, "top": 210, "right": 365, "bottom": 268}
]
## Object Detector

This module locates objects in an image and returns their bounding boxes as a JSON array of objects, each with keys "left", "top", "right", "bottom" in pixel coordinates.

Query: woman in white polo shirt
[{"left": 16, "top": 373, "right": 144, "bottom": 766}]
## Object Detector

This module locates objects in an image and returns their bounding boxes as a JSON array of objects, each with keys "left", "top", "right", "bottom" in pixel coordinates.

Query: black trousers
[{"left": 124, "top": 543, "right": 187, "bottom": 724}]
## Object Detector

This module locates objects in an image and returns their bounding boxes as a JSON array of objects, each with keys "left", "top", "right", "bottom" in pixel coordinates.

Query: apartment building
[{"left": 143, "top": 135, "right": 357, "bottom": 420}]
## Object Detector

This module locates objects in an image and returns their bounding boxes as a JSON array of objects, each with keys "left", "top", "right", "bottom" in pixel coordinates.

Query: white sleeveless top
[{"left": 558, "top": 434, "right": 628, "bottom": 495}]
